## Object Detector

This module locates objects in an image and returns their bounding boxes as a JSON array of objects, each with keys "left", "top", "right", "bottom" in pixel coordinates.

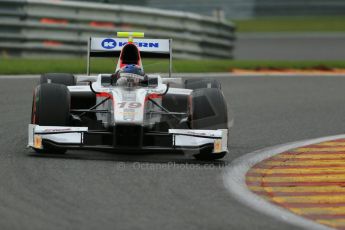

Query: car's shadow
[{"left": 28, "top": 150, "right": 227, "bottom": 166}]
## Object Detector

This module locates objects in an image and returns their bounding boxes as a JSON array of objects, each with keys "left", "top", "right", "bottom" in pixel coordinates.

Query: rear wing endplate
[{"left": 87, "top": 37, "right": 173, "bottom": 77}]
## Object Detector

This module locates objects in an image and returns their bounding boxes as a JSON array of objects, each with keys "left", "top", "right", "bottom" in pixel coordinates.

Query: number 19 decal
[{"left": 118, "top": 102, "right": 142, "bottom": 109}]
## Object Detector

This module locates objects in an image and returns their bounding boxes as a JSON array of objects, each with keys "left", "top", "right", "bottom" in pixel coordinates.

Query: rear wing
[{"left": 87, "top": 36, "right": 173, "bottom": 77}]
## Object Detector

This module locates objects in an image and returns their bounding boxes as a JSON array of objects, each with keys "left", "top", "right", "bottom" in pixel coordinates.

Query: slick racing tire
[
  {"left": 185, "top": 78, "right": 221, "bottom": 90},
  {"left": 31, "top": 83, "right": 71, "bottom": 154},
  {"left": 190, "top": 88, "right": 228, "bottom": 160},
  {"left": 40, "top": 73, "right": 76, "bottom": 86},
  {"left": 194, "top": 150, "right": 227, "bottom": 161}
]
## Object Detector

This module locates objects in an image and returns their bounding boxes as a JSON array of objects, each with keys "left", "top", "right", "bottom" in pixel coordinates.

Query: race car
[{"left": 28, "top": 32, "right": 230, "bottom": 160}]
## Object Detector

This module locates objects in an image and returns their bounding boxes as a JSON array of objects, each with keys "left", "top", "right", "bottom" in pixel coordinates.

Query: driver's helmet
[
  {"left": 116, "top": 64, "right": 144, "bottom": 78},
  {"left": 123, "top": 64, "right": 144, "bottom": 76},
  {"left": 112, "top": 64, "right": 145, "bottom": 86}
]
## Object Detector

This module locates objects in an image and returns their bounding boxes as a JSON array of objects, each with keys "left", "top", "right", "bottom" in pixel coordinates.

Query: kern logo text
[{"left": 101, "top": 39, "right": 117, "bottom": 49}]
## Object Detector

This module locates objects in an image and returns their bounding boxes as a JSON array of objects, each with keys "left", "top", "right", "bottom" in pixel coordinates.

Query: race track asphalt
[
  {"left": 1, "top": 76, "right": 345, "bottom": 230},
  {"left": 235, "top": 33, "right": 345, "bottom": 60}
]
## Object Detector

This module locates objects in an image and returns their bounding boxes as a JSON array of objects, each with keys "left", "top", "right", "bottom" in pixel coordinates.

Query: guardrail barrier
[{"left": 0, "top": 0, "right": 235, "bottom": 59}]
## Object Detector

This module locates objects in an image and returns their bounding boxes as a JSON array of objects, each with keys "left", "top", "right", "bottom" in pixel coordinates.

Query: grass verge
[{"left": 0, "top": 58, "right": 345, "bottom": 75}]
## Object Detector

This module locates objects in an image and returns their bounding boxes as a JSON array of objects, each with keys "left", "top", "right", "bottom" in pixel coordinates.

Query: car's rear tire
[
  {"left": 190, "top": 88, "right": 228, "bottom": 160},
  {"left": 40, "top": 73, "right": 76, "bottom": 86},
  {"left": 185, "top": 78, "right": 221, "bottom": 90},
  {"left": 31, "top": 83, "right": 71, "bottom": 154}
]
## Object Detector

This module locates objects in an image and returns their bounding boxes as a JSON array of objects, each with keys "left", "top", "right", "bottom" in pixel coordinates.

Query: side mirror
[
  {"left": 101, "top": 74, "right": 112, "bottom": 86},
  {"left": 148, "top": 76, "right": 158, "bottom": 87}
]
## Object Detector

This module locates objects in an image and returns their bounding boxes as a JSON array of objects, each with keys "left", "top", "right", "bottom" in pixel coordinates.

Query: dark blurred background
[
  {"left": 0, "top": 0, "right": 344, "bottom": 62},
  {"left": 67, "top": 0, "right": 345, "bottom": 18}
]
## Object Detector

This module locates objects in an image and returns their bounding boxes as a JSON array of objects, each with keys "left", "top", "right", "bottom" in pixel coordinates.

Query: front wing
[{"left": 28, "top": 124, "right": 228, "bottom": 155}]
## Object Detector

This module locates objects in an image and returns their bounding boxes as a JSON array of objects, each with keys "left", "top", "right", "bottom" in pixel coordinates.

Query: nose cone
[{"left": 112, "top": 88, "right": 147, "bottom": 126}]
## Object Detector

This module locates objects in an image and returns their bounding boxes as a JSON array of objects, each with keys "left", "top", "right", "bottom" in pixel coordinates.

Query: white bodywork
[
  {"left": 68, "top": 74, "right": 181, "bottom": 127},
  {"left": 28, "top": 125, "right": 228, "bottom": 154}
]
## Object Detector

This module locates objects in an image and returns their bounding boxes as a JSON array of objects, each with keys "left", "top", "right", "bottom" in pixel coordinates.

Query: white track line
[{"left": 223, "top": 134, "right": 345, "bottom": 230}]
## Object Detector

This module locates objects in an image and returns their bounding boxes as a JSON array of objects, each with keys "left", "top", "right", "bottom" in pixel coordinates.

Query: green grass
[
  {"left": 233, "top": 16, "right": 345, "bottom": 32},
  {"left": 0, "top": 58, "right": 345, "bottom": 75}
]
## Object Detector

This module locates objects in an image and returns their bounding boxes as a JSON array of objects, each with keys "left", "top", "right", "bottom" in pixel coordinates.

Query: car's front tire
[
  {"left": 31, "top": 83, "right": 71, "bottom": 154},
  {"left": 190, "top": 88, "right": 228, "bottom": 160},
  {"left": 194, "top": 151, "right": 227, "bottom": 161}
]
